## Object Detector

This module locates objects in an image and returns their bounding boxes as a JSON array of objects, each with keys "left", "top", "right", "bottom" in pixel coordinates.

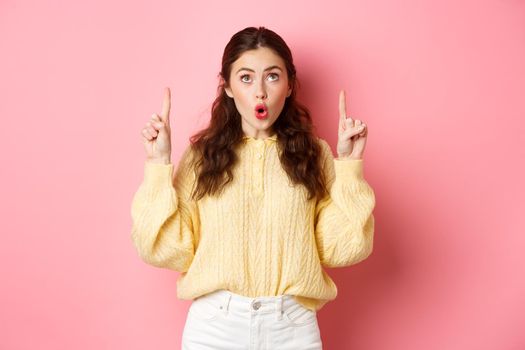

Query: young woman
[{"left": 131, "top": 26, "right": 375, "bottom": 350}]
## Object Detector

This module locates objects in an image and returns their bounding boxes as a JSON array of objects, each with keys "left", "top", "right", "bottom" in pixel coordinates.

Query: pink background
[{"left": 1, "top": 0, "right": 524, "bottom": 349}]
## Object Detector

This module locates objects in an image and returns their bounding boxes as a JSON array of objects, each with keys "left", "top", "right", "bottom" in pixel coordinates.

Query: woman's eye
[
  {"left": 268, "top": 73, "right": 279, "bottom": 81},
  {"left": 240, "top": 73, "right": 278, "bottom": 83}
]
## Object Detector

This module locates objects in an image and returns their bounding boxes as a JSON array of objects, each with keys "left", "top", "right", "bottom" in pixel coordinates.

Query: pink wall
[{"left": 1, "top": 0, "right": 524, "bottom": 349}]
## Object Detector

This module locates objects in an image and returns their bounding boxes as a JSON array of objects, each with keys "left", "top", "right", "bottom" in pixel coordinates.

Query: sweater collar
[{"left": 242, "top": 133, "right": 278, "bottom": 142}]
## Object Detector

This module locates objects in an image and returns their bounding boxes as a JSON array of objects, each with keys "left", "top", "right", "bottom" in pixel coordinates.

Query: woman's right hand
[{"left": 142, "top": 87, "right": 172, "bottom": 164}]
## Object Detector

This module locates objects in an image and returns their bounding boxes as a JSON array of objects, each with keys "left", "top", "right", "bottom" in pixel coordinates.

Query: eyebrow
[{"left": 235, "top": 65, "right": 283, "bottom": 74}]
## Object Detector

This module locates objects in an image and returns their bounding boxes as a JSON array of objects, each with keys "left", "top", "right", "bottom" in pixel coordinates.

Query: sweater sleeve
[
  {"left": 314, "top": 139, "right": 376, "bottom": 268},
  {"left": 130, "top": 145, "right": 199, "bottom": 272}
]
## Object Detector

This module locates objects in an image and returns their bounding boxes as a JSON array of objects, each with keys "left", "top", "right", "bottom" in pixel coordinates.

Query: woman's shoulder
[
  {"left": 315, "top": 137, "right": 332, "bottom": 158},
  {"left": 316, "top": 136, "right": 329, "bottom": 147},
  {"left": 183, "top": 142, "right": 203, "bottom": 160},
  {"left": 174, "top": 142, "right": 200, "bottom": 174}
]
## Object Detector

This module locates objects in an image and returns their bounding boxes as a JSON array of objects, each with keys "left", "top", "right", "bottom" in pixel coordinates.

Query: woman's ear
[
  {"left": 220, "top": 75, "right": 234, "bottom": 98},
  {"left": 287, "top": 86, "right": 292, "bottom": 97},
  {"left": 225, "top": 86, "right": 233, "bottom": 98}
]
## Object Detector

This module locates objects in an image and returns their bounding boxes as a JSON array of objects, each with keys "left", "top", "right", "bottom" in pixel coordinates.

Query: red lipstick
[{"left": 254, "top": 103, "right": 268, "bottom": 120}]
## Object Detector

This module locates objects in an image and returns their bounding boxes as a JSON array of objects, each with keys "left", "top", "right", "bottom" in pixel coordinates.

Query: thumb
[{"left": 343, "top": 125, "right": 364, "bottom": 139}]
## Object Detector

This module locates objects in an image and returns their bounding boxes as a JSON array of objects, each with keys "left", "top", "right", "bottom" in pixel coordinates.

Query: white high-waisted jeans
[{"left": 181, "top": 289, "right": 323, "bottom": 350}]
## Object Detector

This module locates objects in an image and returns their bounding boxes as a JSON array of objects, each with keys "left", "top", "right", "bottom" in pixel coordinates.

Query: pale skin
[
  {"left": 223, "top": 47, "right": 291, "bottom": 140},
  {"left": 141, "top": 87, "right": 368, "bottom": 163},
  {"left": 337, "top": 90, "right": 368, "bottom": 160}
]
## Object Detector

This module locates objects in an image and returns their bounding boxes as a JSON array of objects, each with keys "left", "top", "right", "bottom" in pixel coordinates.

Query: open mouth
[{"left": 255, "top": 103, "right": 268, "bottom": 119}]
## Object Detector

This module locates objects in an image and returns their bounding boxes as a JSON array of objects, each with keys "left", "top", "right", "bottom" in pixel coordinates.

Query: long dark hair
[{"left": 188, "top": 26, "right": 328, "bottom": 202}]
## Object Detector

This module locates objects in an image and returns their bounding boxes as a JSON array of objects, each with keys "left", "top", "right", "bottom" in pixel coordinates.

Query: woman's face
[{"left": 224, "top": 47, "right": 292, "bottom": 138}]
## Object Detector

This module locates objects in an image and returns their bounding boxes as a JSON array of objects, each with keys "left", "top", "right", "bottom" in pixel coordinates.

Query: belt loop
[
  {"left": 276, "top": 295, "right": 284, "bottom": 321},
  {"left": 221, "top": 292, "right": 232, "bottom": 315}
]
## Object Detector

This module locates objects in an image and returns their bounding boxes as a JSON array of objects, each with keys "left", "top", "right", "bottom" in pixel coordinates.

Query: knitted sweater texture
[{"left": 130, "top": 135, "right": 376, "bottom": 311}]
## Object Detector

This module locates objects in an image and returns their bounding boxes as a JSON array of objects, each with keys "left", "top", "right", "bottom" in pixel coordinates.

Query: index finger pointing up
[
  {"left": 160, "top": 87, "right": 171, "bottom": 123},
  {"left": 339, "top": 90, "right": 347, "bottom": 127}
]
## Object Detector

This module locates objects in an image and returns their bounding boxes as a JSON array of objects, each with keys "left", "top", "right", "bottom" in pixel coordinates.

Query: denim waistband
[{"left": 194, "top": 289, "right": 300, "bottom": 321}]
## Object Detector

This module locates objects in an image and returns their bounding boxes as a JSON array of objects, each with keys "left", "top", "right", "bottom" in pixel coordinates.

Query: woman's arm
[
  {"left": 130, "top": 145, "right": 198, "bottom": 272},
  {"left": 314, "top": 139, "right": 376, "bottom": 268}
]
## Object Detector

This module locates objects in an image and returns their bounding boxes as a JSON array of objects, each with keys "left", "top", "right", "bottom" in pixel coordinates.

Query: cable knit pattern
[{"left": 130, "top": 135, "right": 375, "bottom": 311}]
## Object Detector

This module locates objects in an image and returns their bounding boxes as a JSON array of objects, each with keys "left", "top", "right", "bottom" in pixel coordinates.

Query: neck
[{"left": 242, "top": 130, "right": 276, "bottom": 140}]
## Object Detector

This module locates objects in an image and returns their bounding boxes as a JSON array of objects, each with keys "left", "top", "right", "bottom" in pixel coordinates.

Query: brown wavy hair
[{"left": 188, "top": 26, "right": 328, "bottom": 202}]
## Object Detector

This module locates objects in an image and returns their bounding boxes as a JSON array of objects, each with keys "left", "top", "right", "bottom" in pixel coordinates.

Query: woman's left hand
[{"left": 336, "top": 90, "right": 368, "bottom": 160}]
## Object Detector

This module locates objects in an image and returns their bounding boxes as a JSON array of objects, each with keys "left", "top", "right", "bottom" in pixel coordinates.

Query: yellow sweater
[{"left": 130, "top": 134, "right": 376, "bottom": 311}]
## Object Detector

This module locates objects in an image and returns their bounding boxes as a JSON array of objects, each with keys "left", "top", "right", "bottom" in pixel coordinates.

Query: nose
[{"left": 255, "top": 80, "right": 267, "bottom": 100}]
